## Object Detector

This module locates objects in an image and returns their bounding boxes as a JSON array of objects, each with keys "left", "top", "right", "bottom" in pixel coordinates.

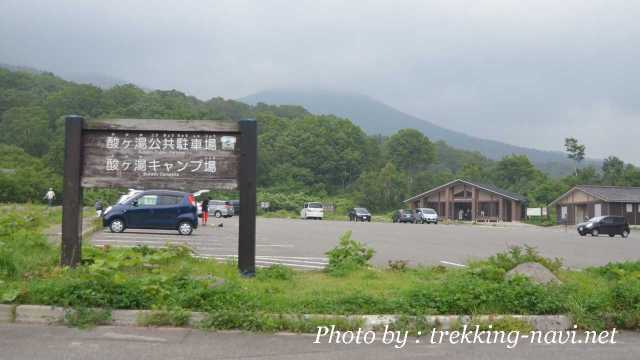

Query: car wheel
[
  {"left": 109, "top": 218, "right": 125, "bottom": 233},
  {"left": 609, "top": 234, "right": 615, "bottom": 237},
  {"left": 591, "top": 229, "right": 599, "bottom": 237},
  {"left": 178, "top": 221, "right": 193, "bottom": 235},
  {"left": 579, "top": 232, "right": 586, "bottom": 236},
  {"left": 622, "top": 230, "right": 629, "bottom": 238},
  {"left": 214, "top": 211, "right": 222, "bottom": 218}
]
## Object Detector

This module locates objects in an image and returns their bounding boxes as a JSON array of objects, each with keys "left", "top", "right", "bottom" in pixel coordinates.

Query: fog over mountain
[
  {"left": 1, "top": 0, "right": 638, "bottom": 163},
  {"left": 241, "top": 88, "right": 600, "bottom": 175}
]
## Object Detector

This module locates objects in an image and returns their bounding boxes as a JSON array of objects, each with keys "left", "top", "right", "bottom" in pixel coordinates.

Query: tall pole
[
  {"left": 238, "top": 119, "right": 257, "bottom": 276},
  {"left": 61, "top": 116, "right": 84, "bottom": 267}
]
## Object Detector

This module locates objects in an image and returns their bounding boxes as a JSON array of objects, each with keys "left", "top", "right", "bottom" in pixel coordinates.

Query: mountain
[
  {"left": 241, "top": 89, "right": 598, "bottom": 176},
  {"left": 58, "top": 72, "right": 130, "bottom": 89},
  {"left": 0, "top": 63, "right": 134, "bottom": 89}
]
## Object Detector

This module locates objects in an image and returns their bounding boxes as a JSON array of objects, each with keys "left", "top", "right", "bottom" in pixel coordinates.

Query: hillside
[{"left": 241, "top": 89, "right": 599, "bottom": 176}]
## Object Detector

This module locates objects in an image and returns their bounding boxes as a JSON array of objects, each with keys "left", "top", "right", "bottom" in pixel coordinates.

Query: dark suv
[
  {"left": 348, "top": 208, "right": 372, "bottom": 222},
  {"left": 102, "top": 190, "right": 198, "bottom": 235},
  {"left": 392, "top": 209, "right": 416, "bottom": 224},
  {"left": 577, "top": 216, "right": 631, "bottom": 238}
]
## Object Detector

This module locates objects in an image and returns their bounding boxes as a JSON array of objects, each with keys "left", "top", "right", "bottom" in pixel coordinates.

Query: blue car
[{"left": 102, "top": 190, "right": 198, "bottom": 235}]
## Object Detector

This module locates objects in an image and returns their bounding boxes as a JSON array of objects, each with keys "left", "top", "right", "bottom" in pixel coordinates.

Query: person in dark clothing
[{"left": 201, "top": 197, "right": 209, "bottom": 225}]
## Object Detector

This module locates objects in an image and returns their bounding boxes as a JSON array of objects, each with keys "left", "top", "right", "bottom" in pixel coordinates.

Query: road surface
[
  {"left": 91, "top": 217, "right": 640, "bottom": 269},
  {"left": 1, "top": 324, "right": 638, "bottom": 360}
]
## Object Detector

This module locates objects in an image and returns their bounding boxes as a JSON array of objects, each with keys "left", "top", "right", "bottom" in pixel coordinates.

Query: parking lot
[{"left": 91, "top": 217, "right": 639, "bottom": 270}]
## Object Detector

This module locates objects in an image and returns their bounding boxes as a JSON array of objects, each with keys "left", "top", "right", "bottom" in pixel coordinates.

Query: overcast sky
[{"left": 1, "top": 0, "right": 639, "bottom": 163}]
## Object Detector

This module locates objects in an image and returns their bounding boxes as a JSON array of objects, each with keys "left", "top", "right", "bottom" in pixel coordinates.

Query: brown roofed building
[
  {"left": 404, "top": 179, "right": 527, "bottom": 222},
  {"left": 549, "top": 185, "right": 640, "bottom": 225}
]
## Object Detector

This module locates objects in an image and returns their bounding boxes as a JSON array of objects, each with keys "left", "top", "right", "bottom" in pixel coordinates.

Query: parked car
[
  {"left": 392, "top": 209, "right": 416, "bottom": 224},
  {"left": 102, "top": 190, "right": 198, "bottom": 235},
  {"left": 577, "top": 216, "right": 631, "bottom": 238},
  {"left": 415, "top": 208, "right": 439, "bottom": 224},
  {"left": 229, "top": 200, "right": 240, "bottom": 214},
  {"left": 348, "top": 207, "right": 372, "bottom": 222},
  {"left": 301, "top": 202, "right": 324, "bottom": 220},
  {"left": 198, "top": 200, "right": 234, "bottom": 218}
]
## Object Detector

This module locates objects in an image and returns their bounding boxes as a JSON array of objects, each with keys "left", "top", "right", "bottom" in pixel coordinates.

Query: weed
[
  {"left": 325, "top": 231, "right": 374, "bottom": 276},
  {"left": 388, "top": 260, "right": 409, "bottom": 272},
  {"left": 64, "top": 307, "right": 112, "bottom": 329},
  {"left": 137, "top": 307, "right": 191, "bottom": 327}
]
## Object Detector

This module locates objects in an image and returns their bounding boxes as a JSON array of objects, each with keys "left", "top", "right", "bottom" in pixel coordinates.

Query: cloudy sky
[{"left": 1, "top": 0, "right": 639, "bottom": 163}]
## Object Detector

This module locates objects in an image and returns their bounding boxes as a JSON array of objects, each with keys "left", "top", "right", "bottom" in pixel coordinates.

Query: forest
[{"left": 1, "top": 67, "right": 639, "bottom": 214}]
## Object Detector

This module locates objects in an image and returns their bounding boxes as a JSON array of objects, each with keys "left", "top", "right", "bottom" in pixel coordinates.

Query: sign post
[
  {"left": 238, "top": 120, "right": 257, "bottom": 276},
  {"left": 60, "top": 116, "right": 257, "bottom": 274},
  {"left": 61, "top": 116, "right": 84, "bottom": 267}
]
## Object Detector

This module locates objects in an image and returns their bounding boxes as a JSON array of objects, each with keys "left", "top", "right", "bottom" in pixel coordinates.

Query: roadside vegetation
[{"left": 1, "top": 205, "right": 640, "bottom": 332}]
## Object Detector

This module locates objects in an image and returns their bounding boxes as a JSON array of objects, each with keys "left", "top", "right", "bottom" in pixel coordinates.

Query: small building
[
  {"left": 549, "top": 185, "right": 640, "bottom": 225},
  {"left": 404, "top": 179, "right": 527, "bottom": 222}
]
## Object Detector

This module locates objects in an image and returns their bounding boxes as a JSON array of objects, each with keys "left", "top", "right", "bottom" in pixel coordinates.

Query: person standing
[
  {"left": 201, "top": 196, "right": 209, "bottom": 226},
  {"left": 43, "top": 188, "right": 55, "bottom": 207},
  {"left": 95, "top": 200, "right": 103, "bottom": 217}
]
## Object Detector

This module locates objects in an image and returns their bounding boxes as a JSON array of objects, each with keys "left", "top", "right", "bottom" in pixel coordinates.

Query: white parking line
[
  {"left": 206, "top": 254, "right": 328, "bottom": 265},
  {"left": 440, "top": 260, "right": 467, "bottom": 267}
]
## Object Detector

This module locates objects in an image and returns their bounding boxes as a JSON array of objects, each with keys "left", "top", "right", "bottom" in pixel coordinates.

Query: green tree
[
  {"left": 0, "top": 106, "right": 49, "bottom": 156},
  {"left": 623, "top": 164, "right": 640, "bottom": 187},
  {"left": 354, "top": 162, "right": 407, "bottom": 212},
  {"left": 383, "top": 129, "right": 435, "bottom": 174},
  {"left": 602, "top": 156, "right": 625, "bottom": 185},
  {"left": 492, "top": 155, "right": 544, "bottom": 197},
  {"left": 564, "top": 137, "right": 586, "bottom": 175}
]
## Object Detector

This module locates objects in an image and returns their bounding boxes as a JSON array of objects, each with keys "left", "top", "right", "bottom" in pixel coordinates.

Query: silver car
[{"left": 198, "top": 199, "right": 234, "bottom": 218}]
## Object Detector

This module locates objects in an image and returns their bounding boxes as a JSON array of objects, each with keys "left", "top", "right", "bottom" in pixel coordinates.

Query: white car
[
  {"left": 301, "top": 202, "right": 324, "bottom": 220},
  {"left": 416, "top": 208, "right": 439, "bottom": 224}
]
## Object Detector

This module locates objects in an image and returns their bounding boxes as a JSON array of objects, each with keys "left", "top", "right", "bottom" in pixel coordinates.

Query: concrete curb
[
  {"left": 7, "top": 305, "right": 573, "bottom": 331},
  {"left": 15, "top": 305, "right": 64, "bottom": 324},
  {"left": 0, "top": 304, "right": 15, "bottom": 323}
]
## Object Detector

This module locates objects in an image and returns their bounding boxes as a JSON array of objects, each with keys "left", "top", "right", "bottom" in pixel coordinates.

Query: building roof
[
  {"left": 404, "top": 179, "right": 527, "bottom": 203},
  {"left": 549, "top": 185, "right": 640, "bottom": 206}
]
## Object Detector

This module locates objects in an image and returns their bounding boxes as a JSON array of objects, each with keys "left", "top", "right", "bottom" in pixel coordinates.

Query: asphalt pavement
[
  {"left": 1, "top": 324, "right": 639, "bottom": 360},
  {"left": 91, "top": 217, "right": 640, "bottom": 269}
]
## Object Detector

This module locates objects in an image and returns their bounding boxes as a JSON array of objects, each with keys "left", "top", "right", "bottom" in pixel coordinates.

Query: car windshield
[
  {"left": 403, "top": 209, "right": 413, "bottom": 214},
  {"left": 117, "top": 192, "right": 139, "bottom": 204},
  {"left": 355, "top": 208, "right": 369, "bottom": 214},
  {"left": 308, "top": 203, "right": 323, "bottom": 209},
  {"left": 588, "top": 216, "right": 605, "bottom": 222},
  {"left": 422, "top": 209, "right": 436, "bottom": 214}
]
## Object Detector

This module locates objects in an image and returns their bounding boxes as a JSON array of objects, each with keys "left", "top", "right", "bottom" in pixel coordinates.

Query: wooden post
[
  {"left": 470, "top": 188, "right": 475, "bottom": 222},
  {"left": 444, "top": 187, "right": 450, "bottom": 221},
  {"left": 61, "top": 116, "right": 84, "bottom": 267},
  {"left": 238, "top": 119, "right": 257, "bottom": 276}
]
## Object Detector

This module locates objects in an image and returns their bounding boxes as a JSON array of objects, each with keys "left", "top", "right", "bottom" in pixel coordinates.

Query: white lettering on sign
[{"left": 101, "top": 132, "right": 235, "bottom": 177}]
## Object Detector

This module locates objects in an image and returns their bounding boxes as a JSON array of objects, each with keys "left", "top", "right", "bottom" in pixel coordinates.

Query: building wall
[
  {"left": 407, "top": 182, "right": 523, "bottom": 222},
  {"left": 557, "top": 201, "right": 640, "bottom": 225}
]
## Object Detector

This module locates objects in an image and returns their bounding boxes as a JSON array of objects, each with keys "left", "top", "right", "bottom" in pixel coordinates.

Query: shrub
[
  {"left": 483, "top": 245, "right": 562, "bottom": 273},
  {"left": 325, "top": 231, "right": 374, "bottom": 276},
  {"left": 388, "top": 260, "right": 409, "bottom": 272}
]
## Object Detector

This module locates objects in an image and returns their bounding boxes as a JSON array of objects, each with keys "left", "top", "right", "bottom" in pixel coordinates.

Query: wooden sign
[
  {"left": 81, "top": 119, "right": 241, "bottom": 190},
  {"left": 62, "top": 116, "right": 257, "bottom": 276}
]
